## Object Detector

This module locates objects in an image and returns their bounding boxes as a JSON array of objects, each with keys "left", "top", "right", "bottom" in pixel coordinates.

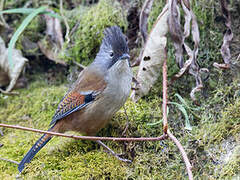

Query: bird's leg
[
  {"left": 121, "top": 105, "right": 129, "bottom": 136},
  {"left": 96, "top": 140, "right": 131, "bottom": 163}
]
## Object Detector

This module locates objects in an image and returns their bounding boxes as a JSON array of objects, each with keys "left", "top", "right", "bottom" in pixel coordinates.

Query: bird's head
[{"left": 94, "top": 26, "right": 130, "bottom": 70}]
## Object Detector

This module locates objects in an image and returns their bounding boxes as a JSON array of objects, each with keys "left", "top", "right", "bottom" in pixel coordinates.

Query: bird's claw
[{"left": 112, "top": 153, "right": 132, "bottom": 163}]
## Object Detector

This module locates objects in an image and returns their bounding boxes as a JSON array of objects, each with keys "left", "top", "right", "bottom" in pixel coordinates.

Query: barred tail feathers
[{"left": 18, "top": 128, "right": 53, "bottom": 172}]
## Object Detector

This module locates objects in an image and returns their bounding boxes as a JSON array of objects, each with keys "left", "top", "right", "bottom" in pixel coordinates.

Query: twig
[
  {"left": 162, "top": 47, "right": 193, "bottom": 180},
  {"left": 0, "top": 157, "right": 19, "bottom": 165},
  {"left": 0, "top": 123, "right": 167, "bottom": 142},
  {"left": 162, "top": 48, "right": 168, "bottom": 134},
  {"left": 60, "top": 0, "right": 70, "bottom": 44},
  {"left": 167, "top": 131, "right": 193, "bottom": 179}
]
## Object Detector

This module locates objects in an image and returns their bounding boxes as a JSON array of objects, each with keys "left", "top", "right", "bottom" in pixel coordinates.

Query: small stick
[
  {"left": 0, "top": 123, "right": 167, "bottom": 142},
  {"left": 167, "top": 131, "right": 193, "bottom": 179},
  {"left": 162, "top": 46, "right": 193, "bottom": 180},
  {"left": 162, "top": 48, "right": 168, "bottom": 134}
]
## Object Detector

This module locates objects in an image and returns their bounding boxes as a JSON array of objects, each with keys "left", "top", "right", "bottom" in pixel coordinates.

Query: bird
[{"left": 18, "top": 26, "right": 133, "bottom": 173}]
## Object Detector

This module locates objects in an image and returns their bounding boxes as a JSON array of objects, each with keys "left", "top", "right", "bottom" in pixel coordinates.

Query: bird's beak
[{"left": 119, "top": 53, "right": 130, "bottom": 61}]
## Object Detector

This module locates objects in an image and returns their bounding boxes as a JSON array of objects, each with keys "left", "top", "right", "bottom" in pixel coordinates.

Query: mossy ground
[
  {"left": 0, "top": 71, "right": 239, "bottom": 179},
  {"left": 0, "top": 0, "right": 240, "bottom": 179}
]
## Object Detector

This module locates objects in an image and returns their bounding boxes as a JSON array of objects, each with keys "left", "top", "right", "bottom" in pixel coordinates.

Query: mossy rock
[{"left": 65, "top": 0, "right": 127, "bottom": 65}]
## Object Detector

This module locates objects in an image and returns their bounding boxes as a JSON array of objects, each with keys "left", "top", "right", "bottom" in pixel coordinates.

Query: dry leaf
[
  {"left": 168, "top": 0, "right": 208, "bottom": 102},
  {"left": 0, "top": 36, "right": 28, "bottom": 92},
  {"left": 168, "top": 0, "right": 184, "bottom": 68},
  {"left": 131, "top": 5, "right": 169, "bottom": 101},
  {"left": 213, "top": 0, "right": 233, "bottom": 69}
]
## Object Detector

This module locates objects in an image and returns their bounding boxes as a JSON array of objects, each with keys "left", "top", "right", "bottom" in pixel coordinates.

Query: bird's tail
[{"left": 18, "top": 127, "right": 54, "bottom": 173}]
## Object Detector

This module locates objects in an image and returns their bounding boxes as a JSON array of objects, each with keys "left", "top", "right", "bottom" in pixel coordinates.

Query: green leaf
[
  {"left": 169, "top": 102, "right": 192, "bottom": 131},
  {"left": 0, "top": 8, "right": 62, "bottom": 19},
  {"left": 0, "top": 8, "right": 35, "bottom": 14},
  {"left": 175, "top": 93, "right": 199, "bottom": 111}
]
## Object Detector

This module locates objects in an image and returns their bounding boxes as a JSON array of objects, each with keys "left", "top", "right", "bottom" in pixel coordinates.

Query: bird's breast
[
  {"left": 104, "top": 60, "right": 132, "bottom": 109},
  {"left": 64, "top": 60, "right": 132, "bottom": 135}
]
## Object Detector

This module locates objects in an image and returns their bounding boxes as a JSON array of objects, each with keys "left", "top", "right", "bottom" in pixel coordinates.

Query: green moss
[
  {"left": 63, "top": 5, "right": 90, "bottom": 30},
  {"left": 0, "top": 71, "right": 240, "bottom": 179},
  {"left": 65, "top": 0, "right": 127, "bottom": 65},
  {"left": 218, "top": 145, "right": 240, "bottom": 179},
  {"left": 0, "top": 0, "right": 239, "bottom": 179},
  {"left": 195, "top": 91, "right": 240, "bottom": 146},
  {"left": 0, "top": 72, "right": 239, "bottom": 179}
]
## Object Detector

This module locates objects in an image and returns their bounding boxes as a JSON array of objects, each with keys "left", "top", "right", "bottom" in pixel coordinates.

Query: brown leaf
[
  {"left": 213, "top": 0, "right": 232, "bottom": 69},
  {"left": 169, "top": 0, "right": 207, "bottom": 102},
  {"left": 168, "top": 0, "right": 184, "bottom": 68},
  {"left": 131, "top": 5, "right": 169, "bottom": 101}
]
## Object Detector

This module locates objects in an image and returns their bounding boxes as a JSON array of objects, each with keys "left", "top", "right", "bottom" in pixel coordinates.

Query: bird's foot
[{"left": 96, "top": 140, "right": 132, "bottom": 163}]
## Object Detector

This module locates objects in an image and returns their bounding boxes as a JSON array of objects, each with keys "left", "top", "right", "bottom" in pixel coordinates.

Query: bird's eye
[{"left": 110, "top": 52, "right": 114, "bottom": 58}]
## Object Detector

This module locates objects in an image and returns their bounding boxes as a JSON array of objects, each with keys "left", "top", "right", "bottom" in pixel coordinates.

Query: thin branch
[
  {"left": 0, "top": 123, "right": 167, "bottom": 142},
  {"left": 0, "top": 157, "right": 19, "bottom": 165},
  {"left": 162, "top": 48, "right": 168, "bottom": 134},
  {"left": 162, "top": 46, "right": 193, "bottom": 180},
  {"left": 167, "top": 131, "right": 193, "bottom": 179}
]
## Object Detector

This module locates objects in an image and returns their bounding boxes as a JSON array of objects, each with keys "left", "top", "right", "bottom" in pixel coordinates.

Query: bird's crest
[{"left": 102, "top": 26, "right": 129, "bottom": 55}]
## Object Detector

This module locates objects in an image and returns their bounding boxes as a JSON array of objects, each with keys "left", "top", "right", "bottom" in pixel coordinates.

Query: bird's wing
[{"left": 50, "top": 68, "right": 107, "bottom": 126}]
